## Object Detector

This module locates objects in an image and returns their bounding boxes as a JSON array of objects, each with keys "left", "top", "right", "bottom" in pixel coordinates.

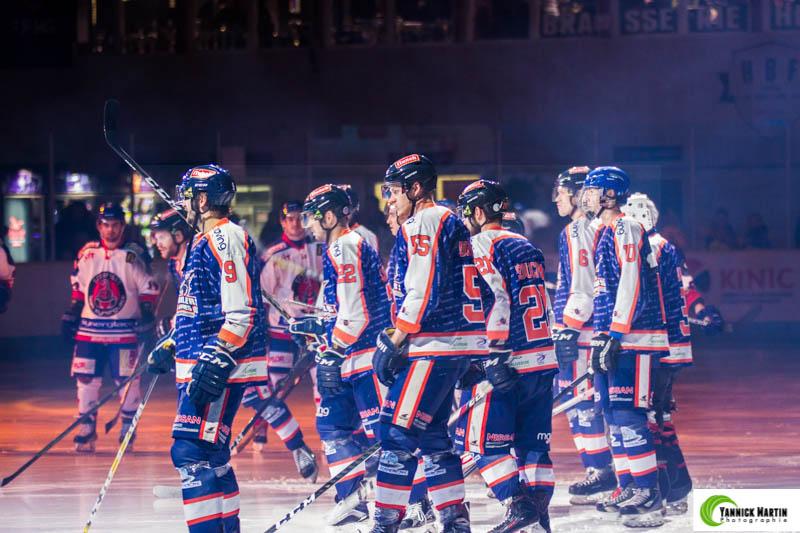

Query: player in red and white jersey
[
  {"left": 552, "top": 167, "right": 616, "bottom": 504},
  {"left": 241, "top": 200, "right": 319, "bottom": 480},
  {"left": 61, "top": 202, "right": 159, "bottom": 452}
]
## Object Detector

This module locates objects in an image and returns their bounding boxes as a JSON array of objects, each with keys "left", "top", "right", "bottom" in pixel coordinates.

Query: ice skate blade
[
  {"left": 152, "top": 484, "right": 182, "bottom": 499},
  {"left": 622, "top": 510, "right": 666, "bottom": 528},
  {"left": 570, "top": 490, "right": 612, "bottom": 505}
]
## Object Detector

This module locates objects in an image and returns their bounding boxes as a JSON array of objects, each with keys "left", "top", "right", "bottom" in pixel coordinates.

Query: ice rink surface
[{"left": 1, "top": 338, "right": 798, "bottom": 532}]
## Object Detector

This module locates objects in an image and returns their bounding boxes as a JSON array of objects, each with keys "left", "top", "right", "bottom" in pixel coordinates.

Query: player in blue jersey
[
  {"left": 551, "top": 167, "right": 616, "bottom": 505},
  {"left": 147, "top": 164, "right": 268, "bottom": 533},
  {"left": 287, "top": 184, "right": 391, "bottom": 526},
  {"left": 370, "top": 154, "right": 483, "bottom": 533},
  {"left": 622, "top": 193, "right": 695, "bottom": 514},
  {"left": 456, "top": 179, "right": 559, "bottom": 533},
  {"left": 581, "top": 167, "right": 669, "bottom": 528}
]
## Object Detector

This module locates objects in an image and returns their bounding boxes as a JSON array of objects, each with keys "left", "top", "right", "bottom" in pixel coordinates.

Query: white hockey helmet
[{"left": 622, "top": 192, "right": 659, "bottom": 232}]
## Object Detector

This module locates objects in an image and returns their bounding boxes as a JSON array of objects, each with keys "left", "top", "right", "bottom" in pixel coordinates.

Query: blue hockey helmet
[
  {"left": 583, "top": 166, "right": 630, "bottom": 202},
  {"left": 177, "top": 164, "right": 236, "bottom": 209},
  {"left": 384, "top": 154, "right": 437, "bottom": 194},
  {"left": 457, "top": 179, "right": 509, "bottom": 221},
  {"left": 280, "top": 200, "right": 303, "bottom": 219},
  {"left": 97, "top": 201, "right": 126, "bottom": 223},
  {"left": 302, "top": 184, "right": 352, "bottom": 229}
]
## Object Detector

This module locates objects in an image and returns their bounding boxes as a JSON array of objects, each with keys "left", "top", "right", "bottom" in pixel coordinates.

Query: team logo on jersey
[{"left": 87, "top": 272, "right": 127, "bottom": 317}]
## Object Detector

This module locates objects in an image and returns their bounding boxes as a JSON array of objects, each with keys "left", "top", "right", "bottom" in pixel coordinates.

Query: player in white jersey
[
  {"left": 61, "top": 202, "right": 159, "bottom": 452},
  {"left": 552, "top": 167, "right": 616, "bottom": 504},
  {"left": 240, "top": 200, "right": 319, "bottom": 479},
  {"left": 342, "top": 184, "right": 380, "bottom": 251}
]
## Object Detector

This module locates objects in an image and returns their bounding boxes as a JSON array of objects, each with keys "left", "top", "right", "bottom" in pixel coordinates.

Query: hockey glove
[
  {"left": 61, "top": 301, "right": 83, "bottom": 342},
  {"left": 315, "top": 344, "right": 346, "bottom": 397},
  {"left": 590, "top": 333, "right": 620, "bottom": 374},
  {"left": 188, "top": 339, "right": 237, "bottom": 406},
  {"left": 288, "top": 316, "right": 326, "bottom": 347},
  {"left": 484, "top": 344, "right": 517, "bottom": 393},
  {"left": 697, "top": 305, "right": 724, "bottom": 335},
  {"left": 553, "top": 328, "right": 580, "bottom": 368},
  {"left": 147, "top": 337, "right": 175, "bottom": 375},
  {"left": 456, "top": 361, "right": 486, "bottom": 390},
  {"left": 372, "top": 328, "right": 408, "bottom": 387}
]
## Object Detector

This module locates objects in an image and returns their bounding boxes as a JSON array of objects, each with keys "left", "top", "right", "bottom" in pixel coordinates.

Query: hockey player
[
  {"left": 61, "top": 202, "right": 159, "bottom": 452},
  {"left": 342, "top": 184, "right": 379, "bottom": 251},
  {"left": 0, "top": 232, "right": 14, "bottom": 314},
  {"left": 147, "top": 164, "right": 267, "bottom": 532},
  {"left": 150, "top": 208, "right": 192, "bottom": 338},
  {"left": 456, "top": 179, "right": 559, "bottom": 533},
  {"left": 580, "top": 167, "right": 669, "bottom": 527},
  {"left": 371, "top": 154, "right": 482, "bottom": 533},
  {"left": 622, "top": 193, "right": 695, "bottom": 513},
  {"left": 289, "top": 184, "right": 390, "bottom": 526},
  {"left": 240, "top": 200, "right": 318, "bottom": 479},
  {"left": 551, "top": 167, "right": 616, "bottom": 504}
]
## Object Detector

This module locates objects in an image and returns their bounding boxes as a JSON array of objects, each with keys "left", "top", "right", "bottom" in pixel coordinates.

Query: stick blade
[
  {"left": 103, "top": 417, "right": 117, "bottom": 434},
  {"left": 103, "top": 99, "right": 120, "bottom": 144}
]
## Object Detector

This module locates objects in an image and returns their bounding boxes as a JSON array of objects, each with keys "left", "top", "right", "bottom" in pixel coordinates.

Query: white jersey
[
  {"left": 259, "top": 234, "right": 325, "bottom": 333},
  {"left": 0, "top": 244, "right": 14, "bottom": 285},
  {"left": 70, "top": 241, "right": 159, "bottom": 344},
  {"left": 352, "top": 223, "right": 379, "bottom": 252}
]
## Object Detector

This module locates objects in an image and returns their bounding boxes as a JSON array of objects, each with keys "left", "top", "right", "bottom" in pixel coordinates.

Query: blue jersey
[
  {"left": 593, "top": 214, "right": 668, "bottom": 353},
  {"left": 553, "top": 218, "right": 601, "bottom": 332},
  {"left": 393, "top": 204, "right": 487, "bottom": 360},
  {"left": 649, "top": 231, "right": 693, "bottom": 367},
  {"left": 321, "top": 229, "right": 391, "bottom": 380},
  {"left": 174, "top": 219, "right": 268, "bottom": 388},
  {"left": 471, "top": 228, "right": 557, "bottom": 374}
]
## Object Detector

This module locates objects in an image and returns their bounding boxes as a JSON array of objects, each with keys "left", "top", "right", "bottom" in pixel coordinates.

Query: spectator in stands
[
  {"left": 705, "top": 208, "right": 738, "bottom": 250},
  {"left": 742, "top": 212, "right": 771, "bottom": 249}
]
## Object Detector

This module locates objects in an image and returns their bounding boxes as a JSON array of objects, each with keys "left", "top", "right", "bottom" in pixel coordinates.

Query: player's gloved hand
[
  {"left": 553, "top": 328, "right": 580, "bottom": 368},
  {"left": 455, "top": 361, "right": 486, "bottom": 390},
  {"left": 147, "top": 336, "right": 175, "bottom": 374},
  {"left": 484, "top": 343, "right": 518, "bottom": 393},
  {"left": 60, "top": 301, "right": 82, "bottom": 342},
  {"left": 315, "top": 344, "right": 346, "bottom": 397},
  {"left": 288, "top": 316, "right": 326, "bottom": 347},
  {"left": 697, "top": 305, "right": 724, "bottom": 335},
  {"left": 156, "top": 317, "right": 173, "bottom": 339},
  {"left": 590, "top": 333, "right": 621, "bottom": 374},
  {"left": 372, "top": 328, "right": 408, "bottom": 387},
  {"left": 188, "top": 339, "right": 236, "bottom": 406}
]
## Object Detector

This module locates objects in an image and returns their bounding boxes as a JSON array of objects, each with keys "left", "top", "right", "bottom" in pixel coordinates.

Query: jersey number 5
[
  {"left": 519, "top": 285, "right": 549, "bottom": 342},
  {"left": 410, "top": 235, "right": 431, "bottom": 256},
  {"left": 462, "top": 265, "right": 485, "bottom": 323}
]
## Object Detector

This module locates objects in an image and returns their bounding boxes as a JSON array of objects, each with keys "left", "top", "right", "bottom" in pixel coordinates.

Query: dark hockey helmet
[
  {"left": 583, "top": 166, "right": 631, "bottom": 204},
  {"left": 384, "top": 154, "right": 437, "bottom": 193},
  {"left": 150, "top": 207, "right": 192, "bottom": 238},
  {"left": 501, "top": 211, "right": 526, "bottom": 236},
  {"left": 302, "top": 184, "right": 352, "bottom": 228},
  {"left": 280, "top": 200, "right": 303, "bottom": 219},
  {"left": 177, "top": 164, "right": 236, "bottom": 208},
  {"left": 457, "top": 179, "right": 509, "bottom": 221},
  {"left": 97, "top": 201, "right": 126, "bottom": 223},
  {"left": 340, "top": 184, "right": 361, "bottom": 214},
  {"left": 552, "top": 166, "right": 590, "bottom": 201}
]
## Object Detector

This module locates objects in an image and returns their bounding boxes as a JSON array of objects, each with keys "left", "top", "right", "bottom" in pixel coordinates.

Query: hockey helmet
[
  {"left": 177, "top": 164, "right": 236, "bottom": 208},
  {"left": 97, "top": 202, "right": 126, "bottom": 223},
  {"left": 552, "top": 166, "right": 590, "bottom": 201},
  {"left": 280, "top": 200, "right": 303, "bottom": 219},
  {"left": 501, "top": 211, "right": 526, "bottom": 236},
  {"left": 302, "top": 184, "right": 352, "bottom": 228},
  {"left": 340, "top": 185, "right": 361, "bottom": 214},
  {"left": 457, "top": 179, "right": 509, "bottom": 221},
  {"left": 150, "top": 207, "right": 192, "bottom": 238},
  {"left": 622, "top": 192, "right": 659, "bottom": 232},
  {"left": 384, "top": 154, "right": 437, "bottom": 193},
  {"left": 583, "top": 166, "right": 630, "bottom": 203}
]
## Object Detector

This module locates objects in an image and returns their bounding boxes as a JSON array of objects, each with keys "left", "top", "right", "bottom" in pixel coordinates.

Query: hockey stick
[
  {"left": 552, "top": 387, "right": 595, "bottom": 417},
  {"left": 263, "top": 381, "right": 494, "bottom": 533},
  {"left": 103, "top": 340, "right": 154, "bottom": 434},
  {"left": 0, "top": 363, "right": 148, "bottom": 487},
  {"left": 83, "top": 374, "right": 159, "bottom": 532}
]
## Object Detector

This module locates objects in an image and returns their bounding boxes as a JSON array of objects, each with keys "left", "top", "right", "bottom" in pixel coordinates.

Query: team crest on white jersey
[{"left": 88, "top": 272, "right": 127, "bottom": 316}]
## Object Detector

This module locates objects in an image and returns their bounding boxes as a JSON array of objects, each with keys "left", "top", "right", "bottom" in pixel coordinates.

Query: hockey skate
[
  {"left": 439, "top": 502, "right": 471, "bottom": 533},
  {"left": 488, "top": 490, "right": 543, "bottom": 533},
  {"left": 568, "top": 465, "right": 616, "bottom": 505},
  {"left": 293, "top": 443, "right": 319, "bottom": 482},
  {"left": 664, "top": 494, "right": 689, "bottom": 516},
  {"left": 252, "top": 419, "right": 268, "bottom": 453},
  {"left": 399, "top": 497, "right": 435, "bottom": 530},
  {"left": 619, "top": 487, "right": 666, "bottom": 528},
  {"left": 75, "top": 417, "right": 97, "bottom": 453},
  {"left": 369, "top": 507, "right": 402, "bottom": 533},
  {"left": 326, "top": 479, "right": 369, "bottom": 526},
  {"left": 595, "top": 484, "right": 635, "bottom": 516}
]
